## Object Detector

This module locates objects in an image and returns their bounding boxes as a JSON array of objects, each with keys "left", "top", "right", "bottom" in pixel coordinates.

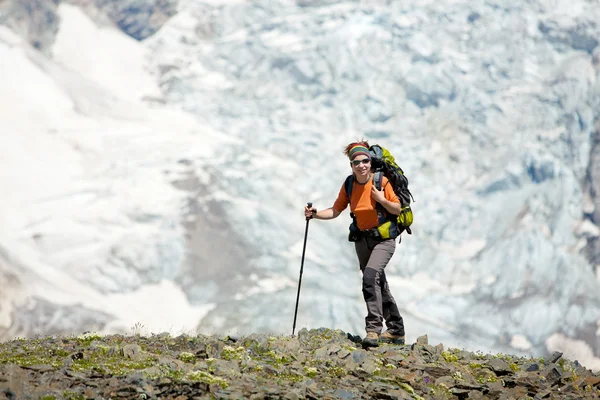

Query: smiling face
[{"left": 351, "top": 155, "right": 371, "bottom": 178}]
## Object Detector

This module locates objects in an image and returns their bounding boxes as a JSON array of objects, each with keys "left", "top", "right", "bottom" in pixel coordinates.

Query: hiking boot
[
  {"left": 362, "top": 332, "right": 379, "bottom": 348},
  {"left": 379, "top": 331, "right": 405, "bottom": 345}
]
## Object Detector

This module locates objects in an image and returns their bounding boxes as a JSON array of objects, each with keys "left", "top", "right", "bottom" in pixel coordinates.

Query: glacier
[{"left": 1, "top": 0, "right": 599, "bottom": 369}]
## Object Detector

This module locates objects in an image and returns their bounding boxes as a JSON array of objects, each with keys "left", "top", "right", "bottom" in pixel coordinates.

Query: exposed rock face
[
  {"left": 169, "top": 165, "right": 261, "bottom": 306},
  {"left": 0, "top": 0, "right": 177, "bottom": 52},
  {"left": 68, "top": 0, "right": 178, "bottom": 40},
  {"left": 0, "top": 0, "right": 61, "bottom": 53}
]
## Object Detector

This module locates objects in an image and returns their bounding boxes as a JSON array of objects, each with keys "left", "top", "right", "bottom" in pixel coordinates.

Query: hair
[{"left": 343, "top": 140, "right": 370, "bottom": 157}]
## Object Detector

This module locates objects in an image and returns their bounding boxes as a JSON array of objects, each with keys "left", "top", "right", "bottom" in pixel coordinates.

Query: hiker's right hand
[{"left": 304, "top": 205, "right": 317, "bottom": 219}]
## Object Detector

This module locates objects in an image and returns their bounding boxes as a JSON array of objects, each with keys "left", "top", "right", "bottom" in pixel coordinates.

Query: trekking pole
[{"left": 292, "top": 202, "right": 312, "bottom": 336}]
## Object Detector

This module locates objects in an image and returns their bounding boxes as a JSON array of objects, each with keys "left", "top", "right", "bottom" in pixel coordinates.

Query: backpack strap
[
  {"left": 344, "top": 174, "right": 354, "bottom": 200},
  {"left": 374, "top": 171, "right": 383, "bottom": 191},
  {"left": 374, "top": 171, "right": 388, "bottom": 225},
  {"left": 344, "top": 174, "right": 359, "bottom": 227}
]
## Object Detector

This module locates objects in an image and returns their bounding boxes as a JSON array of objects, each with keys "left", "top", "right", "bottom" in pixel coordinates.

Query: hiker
[{"left": 304, "top": 141, "right": 406, "bottom": 347}]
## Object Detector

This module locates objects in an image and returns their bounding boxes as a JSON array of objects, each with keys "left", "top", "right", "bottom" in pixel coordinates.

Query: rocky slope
[{"left": 1, "top": 328, "right": 599, "bottom": 399}]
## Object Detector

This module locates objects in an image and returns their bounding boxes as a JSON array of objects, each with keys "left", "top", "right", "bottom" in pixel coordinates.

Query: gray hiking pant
[{"left": 355, "top": 236, "right": 405, "bottom": 336}]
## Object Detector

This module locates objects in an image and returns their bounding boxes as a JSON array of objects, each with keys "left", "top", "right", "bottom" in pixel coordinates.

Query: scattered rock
[
  {"left": 416, "top": 334, "right": 428, "bottom": 346},
  {"left": 487, "top": 358, "right": 513, "bottom": 375},
  {"left": 21, "top": 364, "right": 54, "bottom": 372},
  {"left": 548, "top": 351, "right": 563, "bottom": 363},
  {"left": 525, "top": 362, "right": 540, "bottom": 371},
  {"left": 122, "top": 344, "right": 143, "bottom": 360},
  {"left": 542, "top": 365, "right": 561, "bottom": 380}
]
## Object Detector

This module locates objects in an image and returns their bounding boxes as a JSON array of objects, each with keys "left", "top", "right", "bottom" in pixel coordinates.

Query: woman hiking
[{"left": 304, "top": 141, "right": 406, "bottom": 348}]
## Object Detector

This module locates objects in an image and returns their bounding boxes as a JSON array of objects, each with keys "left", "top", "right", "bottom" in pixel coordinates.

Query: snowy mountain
[{"left": 1, "top": 0, "right": 599, "bottom": 369}]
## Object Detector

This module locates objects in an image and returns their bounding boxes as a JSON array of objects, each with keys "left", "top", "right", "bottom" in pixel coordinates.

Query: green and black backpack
[{"left": 344, "top": 144, "right": 414, "bottom": 241}]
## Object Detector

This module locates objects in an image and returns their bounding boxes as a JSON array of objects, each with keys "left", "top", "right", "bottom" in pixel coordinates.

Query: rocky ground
[{"left": 0, "top": 328, "right": 599, "bottom": 399}]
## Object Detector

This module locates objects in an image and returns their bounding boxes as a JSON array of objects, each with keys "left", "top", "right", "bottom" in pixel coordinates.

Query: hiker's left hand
[{"left": 371, "top": 185, "right": 385, "bottom": 203}]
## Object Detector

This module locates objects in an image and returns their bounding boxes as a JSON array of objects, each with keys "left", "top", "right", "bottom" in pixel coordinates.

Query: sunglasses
[{"left": 351, "top": 158, "right": 371, "bottom": 166}]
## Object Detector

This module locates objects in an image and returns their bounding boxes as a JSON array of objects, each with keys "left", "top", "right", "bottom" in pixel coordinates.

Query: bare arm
[{"left": 304, "top": 205, "right": 341, "bottom": 220}]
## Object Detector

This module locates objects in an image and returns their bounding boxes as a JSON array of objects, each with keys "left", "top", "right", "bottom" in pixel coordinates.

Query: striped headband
[{"left": 348, "top": 145, "right": 370, "bottom": 160}]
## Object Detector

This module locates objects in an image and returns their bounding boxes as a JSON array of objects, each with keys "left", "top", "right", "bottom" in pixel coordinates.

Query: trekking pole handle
[{"left": 306, "top": 202, "right": 313, "bottom": 220}]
